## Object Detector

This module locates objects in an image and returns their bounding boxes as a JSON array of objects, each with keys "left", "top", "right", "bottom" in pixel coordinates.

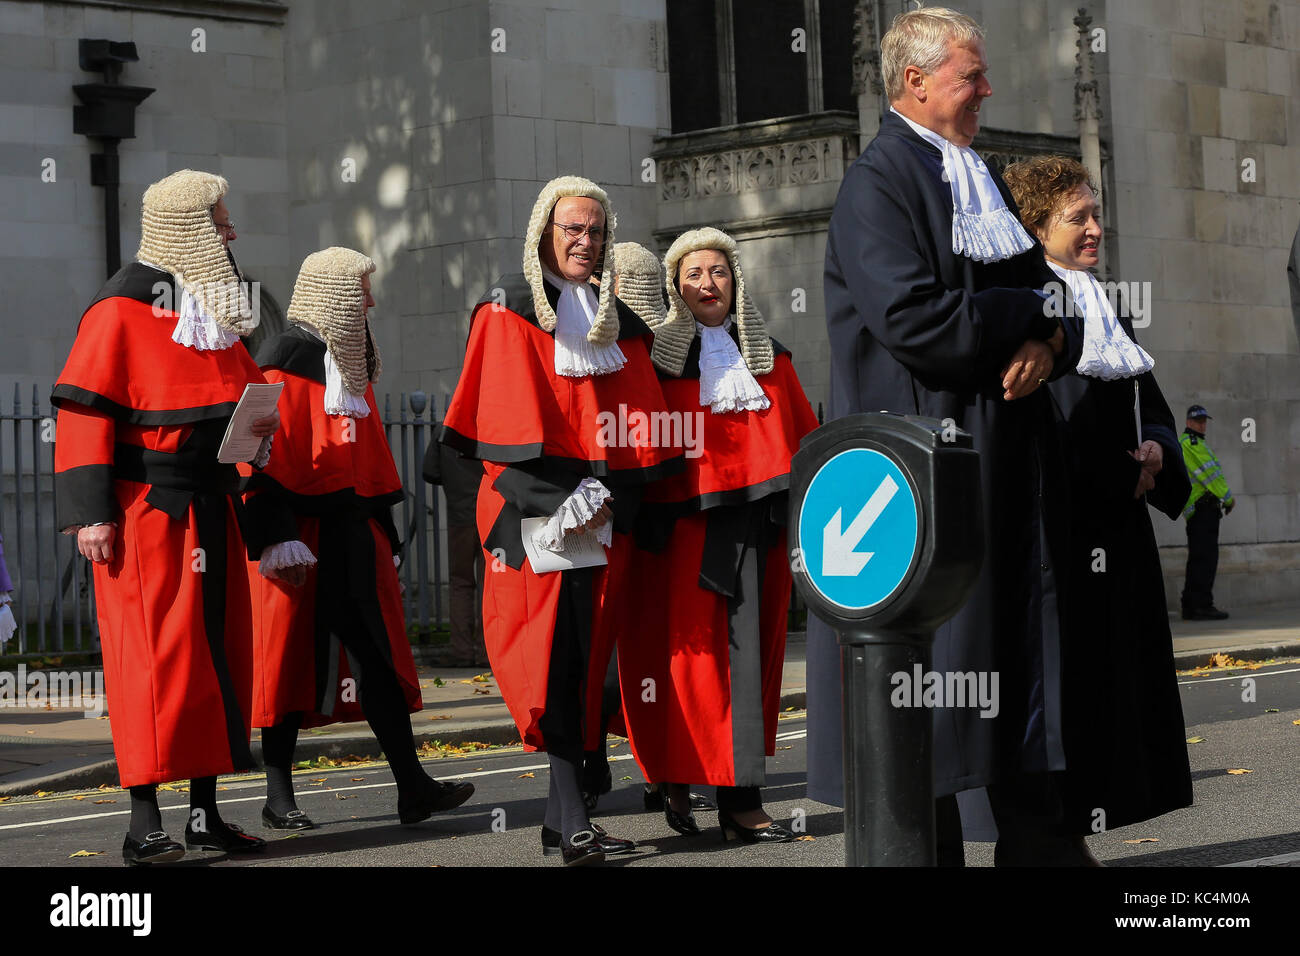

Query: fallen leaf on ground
[
  {"left": 784, "top": 707, "right": 796, "bottom": 712},
  {"left": 1123, "top": 837, "right": 1159, "bottom": 844},
  {"left": 432, "top": 677, "right": 445, "bottom": 687},
  {"left": 1226, "top": 769, "right": 1253, "bottom": 775},
  {"left": 776, "top": 745, "right": 792, "bottom": 751},
  {"left": 92, "top": 799, "right": 115, "bottom": 804},
  {"left": 427, "top": 714, "right": 452, "bottom": 720},
  {"left": 1264, "top": 708, "right": 1279, "bottom": 713},
  {"left": 1186, "top": 736, "right": 1205, "bottom": 744},
  {"left": 795, "top": 835, "right": 815, "bottom": 841},
  {"left": 518, "top": 772, "right": 535, "bottom": 778},
  {"left": 35, "top": 790, "right": 48, "bottom": 797},
  {"left": 73, "top": 795, "right": 86, "bottom": 801},
  {"left": 471, "top": 673, "right": 491, "bottom": 683},
  {"left": 621, "top": 776, "right": 633, "bottom": 781},
  {"left": 473, "top": 687, "right": 490, "bottom": 695},
  {"left": 68, "top": 850, "right": 102, "bottom": 858},
  {"left": 1208, "top": 653, "right": 1233, "bottom": 668},
  {"left": 1293, "top": 719, "right": 1300, "bottom": 726},
  {"left": 0, "top": 797, "right": 9, "bottom": 803},
  {"left": 351, "top": 777, "right": 366, "bottom": 781},
  {"left": 311, "top": 778, "right": 327, "bottom": 784},
  {"left": 336, "top": 793, "right": 354, "bottom": 800}
]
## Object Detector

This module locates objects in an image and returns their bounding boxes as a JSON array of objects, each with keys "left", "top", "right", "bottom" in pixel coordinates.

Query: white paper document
[
  {"left": 520, "top": 517, "right": 610, "bottom": 574},
  {"left": 217, "top": 382, "right": 284, "bottom": 464}
]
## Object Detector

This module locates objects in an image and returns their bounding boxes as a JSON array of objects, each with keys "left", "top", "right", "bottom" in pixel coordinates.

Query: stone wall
[{"left": 0, "top": 0, "right": 289, "bottom": 396}]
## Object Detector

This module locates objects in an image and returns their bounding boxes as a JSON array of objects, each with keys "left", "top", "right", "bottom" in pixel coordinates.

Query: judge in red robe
[
  {"left": 52, "top": 169, "right": 274, "bottom": 864},
  {"left": 241, "top": 247, "right": 473, "bottom": 830},
  {"left": 440, "top": 176, "right": 683, "bottom": 864},
  {"left": 616, "top": 227, "right": 819, "bottom": 844}
]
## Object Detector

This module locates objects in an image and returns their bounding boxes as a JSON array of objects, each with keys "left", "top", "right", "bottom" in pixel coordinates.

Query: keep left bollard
[{"left": 790, "top": 412, "right": 984, "bottom": 866}]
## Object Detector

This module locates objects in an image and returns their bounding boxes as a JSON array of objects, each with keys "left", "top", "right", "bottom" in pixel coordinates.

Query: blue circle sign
[{"left": 797, "top": 448, "right": 919, "bottom": 611}]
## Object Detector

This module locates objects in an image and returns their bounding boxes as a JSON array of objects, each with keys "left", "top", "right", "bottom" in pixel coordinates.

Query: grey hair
[{"left": 881, "top": 6, "right": 985, "bottom": 102}]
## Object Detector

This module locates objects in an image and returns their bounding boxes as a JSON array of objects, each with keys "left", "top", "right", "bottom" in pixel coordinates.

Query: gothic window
[{"left": 667, "top": 0, "right": 857, "bottom": 133}]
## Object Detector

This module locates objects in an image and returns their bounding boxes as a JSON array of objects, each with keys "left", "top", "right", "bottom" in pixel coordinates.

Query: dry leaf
[
  {"left": 1292, "top": 719, "right": 1300, "bottom": 726},
  {"left": 0, "top": 797, "right": 9, "bottom": 803},
  {"left": 351, "top": 777, "right": 365, "bottom": 782},
  {"left": 68, "top": 850, "right": 103, "bottom": 858},
  {"left": 473, "top": 687, "right": 490, "bottom": 695},
  {"left": 1208, "top": 653, "right": 1233, "bottom": 668},
  {"left": 776, "top": 746, "right": 793, "bottom": 751},
  {"left": 73, "top": 795, "right": 86, "bottom": 801},
  {"left": 1264, "top": 708, "right": 1279, "bottom": 713},
  {"left": 92, "top": 799, "right": 115, "bottom": 804},
  {"left": 336, "top": 793, "right": 354, "bottom": 800},
  {"left": 1185, "top": 736, "right": 1205, "bottom": 744},
  {"left": 784, "top": 707, "right": 796, "bottom": 712},
  {"left": 1226, "top": 769, "right": 1253, "bottom": 775},
  {"left": 518, "top": 772, "right": 535, "bottom": 778},
  {"left": 35, "top": 790, "right": 48, "bottom": 797},
  {"left": 311, "top": 777, "right": 327, "bottom": 783},
  {"left": 427, "top": 714, "right": 452, "bottom": 720},
  {"left": 795, "top": 835, "right": 815, "bottom": 841},
  {"left": 1123, "top": 837, "right": 1159, "bottom": 844}
]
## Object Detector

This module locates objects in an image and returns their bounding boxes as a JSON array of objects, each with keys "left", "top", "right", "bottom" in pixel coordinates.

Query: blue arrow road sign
[{"left": 797, "top": 448, "right": 919, "bottom": 611}]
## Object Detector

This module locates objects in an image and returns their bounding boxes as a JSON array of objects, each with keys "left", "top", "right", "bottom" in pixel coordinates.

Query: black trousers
[{"left": 1181, "top": 496, "right": 1221, "bottom": 610}]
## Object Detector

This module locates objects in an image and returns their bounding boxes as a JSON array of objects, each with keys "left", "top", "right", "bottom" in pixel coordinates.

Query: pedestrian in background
[{"left": 1180, "top": 405, "right": 1233, "bottom": 620}]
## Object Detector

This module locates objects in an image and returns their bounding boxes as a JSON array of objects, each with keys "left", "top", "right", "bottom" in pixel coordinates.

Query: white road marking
[{"left": 1178, "top": 665, "right": 1300, "bottom": 686}]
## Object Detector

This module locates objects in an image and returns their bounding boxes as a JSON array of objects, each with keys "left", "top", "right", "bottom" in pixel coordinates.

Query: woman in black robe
[{"left": 1003, "top": 157, "right": 1194, "bottom": 847}]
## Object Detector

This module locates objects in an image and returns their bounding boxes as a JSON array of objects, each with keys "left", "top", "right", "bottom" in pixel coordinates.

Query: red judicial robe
[
  {"left": 440, "top": 274, "right": 682, "bottom": 752},
  {"left": 52, "top": 263, "right": 265, "bottom": 788},
  {"left": 239, "top": 326, "right": 421, "bottom": 728},
  {"left": 616, "top": 334, "right": 818, "bottom": 787}
]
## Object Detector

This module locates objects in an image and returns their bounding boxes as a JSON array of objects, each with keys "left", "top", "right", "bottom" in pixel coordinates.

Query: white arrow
[{"left": 822, "top": 474, "right": 899, "bottom": 577}]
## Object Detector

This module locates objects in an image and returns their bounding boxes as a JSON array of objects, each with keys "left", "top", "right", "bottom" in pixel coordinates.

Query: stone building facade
[{"left": 0, "top": 0, "right": 1296, "bottom": 608}]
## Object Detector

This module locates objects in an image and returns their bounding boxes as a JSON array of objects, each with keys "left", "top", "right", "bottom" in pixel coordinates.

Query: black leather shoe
[
  {"left": 122, "top": 831, "right": 185, "bottom": 866},
  {"left": 184, "top": 820, "right": 267, "bottom": 852},
  {"left": 560, "top": 829, "right": 605, "bottom": 866},
  {"left": 665, "top": 802, "right": 700, "bottom": 836},
  {"left": 398, "top": 778, "right": 475, "bottom": 824},
  {"left": 261, "top": 805, "right": 315, "bottom": 831},
  {"left": 645, "top": 785, "right": 716, "bottom": 813},
  {"left": 719, "top": 810, "right": 794, "bottom": 844},
  {"left": 541, "top": 822, "right": 635, "bottom": 857}
]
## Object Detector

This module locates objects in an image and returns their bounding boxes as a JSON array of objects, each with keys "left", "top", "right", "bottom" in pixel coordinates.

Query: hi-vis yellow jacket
[{"left": 1180, "top": 430, "right": 1233, "bottom": 519}]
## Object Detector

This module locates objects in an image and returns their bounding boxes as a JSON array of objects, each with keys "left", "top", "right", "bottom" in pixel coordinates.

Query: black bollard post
[{"left": 790, "top": 412, "right": 983, "bottom": 867}]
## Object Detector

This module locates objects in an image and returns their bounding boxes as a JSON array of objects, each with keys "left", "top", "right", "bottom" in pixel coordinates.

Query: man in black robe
[{"left": 809, "top": 6, "right": 1083, "bottom": 864}]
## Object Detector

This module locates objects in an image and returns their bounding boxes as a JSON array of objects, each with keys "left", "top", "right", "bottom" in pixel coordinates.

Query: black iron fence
[
  {"left": 0, "top": 386, "right": 455, "bottom": 659},
  {"left": 2, "top": 384, "right": 812, "bottom": 656}
]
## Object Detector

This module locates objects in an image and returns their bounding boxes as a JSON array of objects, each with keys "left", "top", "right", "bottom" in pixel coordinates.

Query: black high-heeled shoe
[
  {"left": 664, "top": 794, "right": 700, "bottom": 836},
  {"left": 644, "top": 785, "right": 716, "bottom": 813},
  {"left": 718, "top": 809, "right": 794, "bottom": 844}
]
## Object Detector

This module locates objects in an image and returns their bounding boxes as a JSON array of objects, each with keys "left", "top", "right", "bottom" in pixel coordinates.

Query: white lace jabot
[
  {"left": 890, "top": 108, "right": 1036, "bottom": 265},
  {"left": 697, "top": 318, "right": 769, "bottom": 414},
  {"left": 1047, "top": 262, "right": 1154, "bottom": 381},
  {"left": 298, "top": 325, "right": 370, "bottom": 418},
  {"left": 543, "top": 268, "right": 626, "bottom": 377},
  {"left": 140, "top": 259, "right": 241, "bottom": 352}
]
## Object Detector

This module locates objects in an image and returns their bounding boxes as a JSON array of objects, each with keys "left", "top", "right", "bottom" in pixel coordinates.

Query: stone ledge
[{"left": 46, "top": 0, "right": 288, "bottom": 25}]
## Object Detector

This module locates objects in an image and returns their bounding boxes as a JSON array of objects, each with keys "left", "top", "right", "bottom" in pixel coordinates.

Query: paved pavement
[{"left": 0, "top": 603, "right": 1295, "bottom": 798}]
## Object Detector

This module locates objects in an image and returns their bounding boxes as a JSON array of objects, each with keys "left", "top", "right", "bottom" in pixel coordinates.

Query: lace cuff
[
  {"left": 532, "top": 478, "right": 613, "bottom": 553},
  {"left": 252, "top": 435, "right": 273, "bottom": 469},
  {"left": 259, "top": 539, "right": 317, "bottom": 576}
]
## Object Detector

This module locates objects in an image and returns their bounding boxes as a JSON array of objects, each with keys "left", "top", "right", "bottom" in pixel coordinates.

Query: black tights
[{"left": 127, "top": 774, "right": 226, "bottom": 841}]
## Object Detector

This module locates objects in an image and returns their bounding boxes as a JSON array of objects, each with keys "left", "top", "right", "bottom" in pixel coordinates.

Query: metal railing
[
  {"left": 0, "top": 386, "right": 454, "bottom": 658},
  {"left": 2, "top": 384, "right": 813, "bottom": 654}
]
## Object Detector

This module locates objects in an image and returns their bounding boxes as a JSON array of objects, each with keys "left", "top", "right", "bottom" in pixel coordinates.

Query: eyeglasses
[
  {"left": 213, "top": 219, "right": 236, "bottom": 235},
  {"left": 550, "top": 222, "right": 605, "bottom": 243}
]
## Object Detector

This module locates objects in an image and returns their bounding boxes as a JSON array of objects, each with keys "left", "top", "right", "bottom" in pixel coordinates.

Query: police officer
[{"left": 1180, "top": 405, "right": 1233, "bottom": 620}]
